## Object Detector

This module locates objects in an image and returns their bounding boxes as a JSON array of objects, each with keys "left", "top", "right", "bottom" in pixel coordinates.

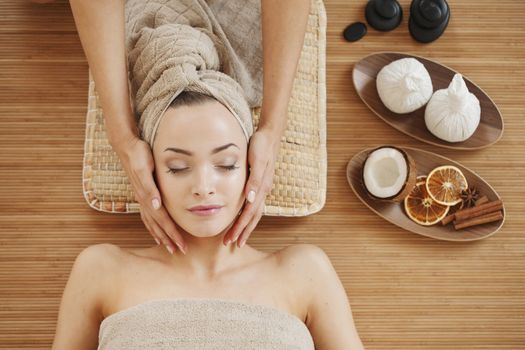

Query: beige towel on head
[
  {"left": 125, "top": 0, "right": 263, "bottom": 148},
  {"left": 97, "top": 298, "right": 315, "bottom": 350}
]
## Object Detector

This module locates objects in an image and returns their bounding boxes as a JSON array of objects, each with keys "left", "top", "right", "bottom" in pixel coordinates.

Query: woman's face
[{"left": 152, "top": 100, "right": 248, "bottom": 238}]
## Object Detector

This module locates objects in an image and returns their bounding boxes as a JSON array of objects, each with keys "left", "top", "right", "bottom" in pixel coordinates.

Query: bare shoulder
[
  {"left": 70, "top": 243, "right": 126, "bottom": 300},
  {"left": 277, "top": 243, "right": 345, "bottom": 304},
  {"left": 74, "top": 243, "right": 123, "bottom": 271},
  {"left": 52, "top": 244, "right": 124, "bottom": 349},
  {"left": 276, "top": 243, "right": 333, "bottom": 274},
  {"left": 277, "top": 244, "right": 365, "bottom": 349},
  {"left": 275, "top": 244, "right": 336, "bottom": 305},
  {"left": 73, "top": 244, "right": 130, "bottom": 313}
]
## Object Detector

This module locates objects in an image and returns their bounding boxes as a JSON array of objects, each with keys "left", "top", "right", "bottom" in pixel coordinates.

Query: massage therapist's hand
[
  {"left": 114, "top": 136, "right": 187, "bottom": 255},
  {"left": 224, "top": 127, "right": 280, "bottom": 248}
]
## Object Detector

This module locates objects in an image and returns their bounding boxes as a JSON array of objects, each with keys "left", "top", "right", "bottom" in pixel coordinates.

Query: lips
[{"left": 188, "top": 204, "right": 224, "bottom": 216}]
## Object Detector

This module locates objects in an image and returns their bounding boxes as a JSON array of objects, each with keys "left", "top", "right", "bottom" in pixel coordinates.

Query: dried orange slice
[
  {"left": 426, "top": 166, "right": 468, "bottom": 205},
  {"left": 404, "top": 180, "right": 450, "bottom": 226}
]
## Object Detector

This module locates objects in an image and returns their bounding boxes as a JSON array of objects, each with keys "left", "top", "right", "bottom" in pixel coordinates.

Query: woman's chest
[{"left": 104, "top": 257, "right": 307, "bottom": 322}]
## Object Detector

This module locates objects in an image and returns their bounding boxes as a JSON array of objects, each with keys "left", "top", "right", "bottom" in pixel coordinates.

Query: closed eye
[
  {"left": 166, "top": 167, "right": 188, "bottom": 174},
  {"left": 219, "top": 165, "right": 239, "bottom": 171},
  {"left": 166, "top": 165, "right": 239, "bottom": 174}
]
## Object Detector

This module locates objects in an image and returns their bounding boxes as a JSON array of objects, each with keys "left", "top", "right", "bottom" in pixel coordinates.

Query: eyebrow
[{"left": 163, "top": 143, "right": 239, "bottom": 156}]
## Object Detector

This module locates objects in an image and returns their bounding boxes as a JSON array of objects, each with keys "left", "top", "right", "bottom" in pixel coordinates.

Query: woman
[
  {"left": 65, "top": 0, "right": 313, "bottom": 253},
  {"left": 52, "top": 90, "right": 365, "bottom": 349}
]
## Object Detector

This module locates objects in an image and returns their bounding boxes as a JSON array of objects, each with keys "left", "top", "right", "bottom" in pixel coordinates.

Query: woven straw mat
[{"left": 82, "top": 0, "right": 326, "bottom": 216}]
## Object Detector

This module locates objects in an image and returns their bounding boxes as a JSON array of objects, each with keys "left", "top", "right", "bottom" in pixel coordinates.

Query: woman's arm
[
  {"left": 284, "top": 244, "right": 366, "bottom": 349},
  {"left": 258, "top": 0, "right": 311, "bottom": 136},
  {"left": 226, "top": 0, "right": 311, "bottom": 247},
  {"left": 52, "top": 244, "right": 114, "bottom": 350},
  {"left": 69, "top": 0, "right": 137, "bottom": 147},
  {"left": 68, "top": 0, "right": 185, "bottom": 254}
]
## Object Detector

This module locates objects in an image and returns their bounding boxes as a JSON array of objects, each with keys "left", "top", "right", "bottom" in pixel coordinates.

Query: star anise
[{"left": 460, "top": 187, "right": 480, "bottom": 208}]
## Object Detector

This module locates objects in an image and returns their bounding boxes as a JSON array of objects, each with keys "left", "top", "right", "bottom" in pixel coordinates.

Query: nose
[{"left": 191, "top": 165, "right": 216, "bottom": 197}]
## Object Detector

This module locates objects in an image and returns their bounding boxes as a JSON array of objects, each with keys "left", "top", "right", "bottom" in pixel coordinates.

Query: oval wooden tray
[
  {"left": 346, "top": 146, "right": 505, "bottom": 241},
  {"left": 352, "top": 52, "right": 504, "bottom": 150}
]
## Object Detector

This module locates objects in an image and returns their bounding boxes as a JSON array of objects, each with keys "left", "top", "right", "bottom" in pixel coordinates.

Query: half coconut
[{"left": 362, "top": 146, "right": 417, "bottom": 202}]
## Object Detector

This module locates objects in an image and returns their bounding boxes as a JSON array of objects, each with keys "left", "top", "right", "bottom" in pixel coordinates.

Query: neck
[{"left": 162, "top": 223, "right": 249, "bottom": 281}]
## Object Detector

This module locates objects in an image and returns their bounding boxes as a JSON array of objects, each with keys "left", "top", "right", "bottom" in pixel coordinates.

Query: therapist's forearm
[
  {"left": 69, "top": 0, "right": 139, "bottom": 149},
  {"left": 259, "top": 0, "right": 310, "bottom": 138}
]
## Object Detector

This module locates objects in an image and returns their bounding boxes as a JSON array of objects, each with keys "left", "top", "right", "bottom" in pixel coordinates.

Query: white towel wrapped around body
[
  {"left": 97, "top": 298, "right": 315, "bottom": 350},
  {"left": 124, "top": 0, "right": 263, "bottom": 147}
]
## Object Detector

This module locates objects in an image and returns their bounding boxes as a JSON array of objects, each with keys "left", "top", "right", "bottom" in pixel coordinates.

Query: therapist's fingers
[
  {"left": 132, "top": 176, "right": 186, "bottom": 254},
  {"left": 227, "top": 162, "right": 274, "bottom": 245},
  {"left": 140, "top": 209, "right": 183, "bottom": 255},
  {"left": 133, "top": 175, "right": 186, "bottom": 254},
  {"left": 121, "top": 138, "right": 187, "bottom": 254},
  {"left": 221, "top": 129, "right": 278, "bottom": 246},
  {"left": 236, "top": 201, "right": 265, "bottom": 248},
  {"left": 140, "top": 210, "right": 160, "bottom": 245},
  {"left": 144, "top": 205, "right": 187, "bottom": 255}
]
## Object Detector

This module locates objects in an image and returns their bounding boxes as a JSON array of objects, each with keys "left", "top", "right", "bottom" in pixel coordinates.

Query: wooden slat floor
[{"left": 0, "top": 0, "right": 524, "bottom": 349}]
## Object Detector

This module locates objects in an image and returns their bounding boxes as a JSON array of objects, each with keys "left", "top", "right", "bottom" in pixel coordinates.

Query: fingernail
[
  {"left": 225, "top": 239, "right": 231, "bottom": 246},
  {"left": 240, "top": 240, "right": 246, "bottom": 248},
  {"left": 154, "top": 237, "right": 160, "bottom": 245},
  {"left": 247, "top": 190, "right": 256, "bottom": 203},
  {"left": 175, "top": 242, "right": 186, "bottom": 255},
  {"left": 166, "top": 245, "right": 174, "bottom": 255},
  {"left": 152, "top": 198, "right": 160, "bottom": 210}
]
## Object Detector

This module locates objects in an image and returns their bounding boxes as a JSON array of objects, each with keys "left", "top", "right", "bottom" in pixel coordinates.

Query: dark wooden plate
[
  {"left": 352, "top": 52, "right": 504, "bottom": 150},
  {"left": 346, "top": 146, "right": 505, "bottom": 241}
]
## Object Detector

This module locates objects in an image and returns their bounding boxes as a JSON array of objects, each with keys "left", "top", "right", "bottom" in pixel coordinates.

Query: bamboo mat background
[{"left": 0, "top": 0, "right": 523, "bottom": 349}]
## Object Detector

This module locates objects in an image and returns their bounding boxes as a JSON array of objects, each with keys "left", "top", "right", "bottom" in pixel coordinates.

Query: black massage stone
[
  {"left": 343, "top": 22, "right": 368, "bottom": 42},
  {"left": 365, "top": 0, "right": 403, "bottom": 32},
  {"left": 409, "top": 0, "right": 450, "bottom": 43}
]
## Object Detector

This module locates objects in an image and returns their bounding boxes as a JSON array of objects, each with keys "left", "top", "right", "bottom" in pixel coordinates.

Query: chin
[
  {"left": 168, "top": 205, "right": 241, "bottom": 238},
  {"left": 177, "top": 217, "right": 233, "bottom": 238}
]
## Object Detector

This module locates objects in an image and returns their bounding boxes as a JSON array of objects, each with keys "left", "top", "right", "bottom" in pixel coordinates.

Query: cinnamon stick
[
  {"left": 441, "top": 196, "right": 491, "bottom": 226},
  {"left": 454, "top": 200, "right": 503, "bottom": 223},
  {"left": 454, "top": 210, "right": 503, "bottom": 230},
  {"left": 475, "top": 195, "right": 489, "bottom": 206},
  {"left": 441, "top": 211, "right": 456, "bottom": 226}
]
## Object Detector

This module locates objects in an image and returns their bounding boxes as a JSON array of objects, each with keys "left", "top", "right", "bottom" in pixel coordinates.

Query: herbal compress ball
[{"left": 376, "top": 57, "right": 433, "bottom": 114}]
